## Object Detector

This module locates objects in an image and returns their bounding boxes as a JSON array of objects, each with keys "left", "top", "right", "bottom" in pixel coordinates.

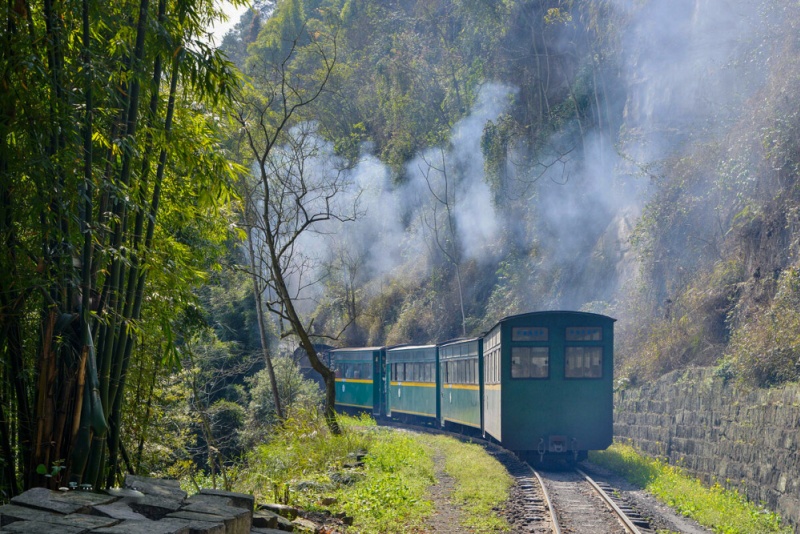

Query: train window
[
  {"left": 511, "top": 347, "right": 549, "bottom": 378},
  {"left": 566, "top": 327, "right": 602, "bottom": 341},
  {"left": 565, "top": 346, "right": 603, "bottom": 378},
  {"left": 512, "top": 327, "right": 548, "bottom": 341}
]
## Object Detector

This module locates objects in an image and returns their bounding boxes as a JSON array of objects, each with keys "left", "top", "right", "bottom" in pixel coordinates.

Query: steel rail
[
  {"left": 530, "top": 467, "right": 561, "bottom": 534},
  {"left": 575, "top": 467, "right": 643, "bottom": 534}
]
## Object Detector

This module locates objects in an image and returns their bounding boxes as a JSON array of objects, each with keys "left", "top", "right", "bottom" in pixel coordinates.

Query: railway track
[
  {"left": 381, "top": 421, "right": 657, "bottom": 533},
  {"left": 530, "top": 464, "right": 655, "bottom": 534}
]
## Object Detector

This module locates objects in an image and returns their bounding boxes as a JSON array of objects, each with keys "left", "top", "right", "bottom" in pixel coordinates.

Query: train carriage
[
  {"left": 386, "top": 345, "right": 438, "bottom": 422},
  {"left": 330, "top": 347, "right": 386, "bottom": 416},
  {"left": 483, "top": 311, "right": 615, "bottom": 460},
  {"left": 438, "top": 338, "right": 483, "bottom": 430}
]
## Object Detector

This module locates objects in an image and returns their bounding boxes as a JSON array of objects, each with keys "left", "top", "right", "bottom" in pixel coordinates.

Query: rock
[
  {"left": 319, "top": 497, "right": 337, "bottom": 506},
  {"left": 0, "top": 519, "right": 87, "bottom": 533},
  {"left": 198, "top": 489, "right": 255, "bottom": 511},
  {"left": 250, "top": 529, "right": 289, "bottom": 534},
  {"left": 91, "top": 501, "right": 150, "bottom": 521},
  {"left": 258, "top": 503, "right": 298, "bottom": 520},
  {"left": 124, "top": 494, "right": 183, "bottom": 520},
  {"left": 59, "top": 513, "right": 121, "bottom": 530},
  {"left": 91, "top": 517, "right": 193, "bottom": 534},
  {"left": 161, "top": 512, "right": 225, "bottom": 534},
  {"left": 124, "top": 475, "right": 187, "bottom": 501},
  {"left": 105, "top": 487, "right": 145, "bottom": 498},
  {"left": 291, "top": 516, "right": 321, "bottom": 533},
  {"left": 0, "top": 504, "right": 62, "bottom": 526},
  {"left": 10, "top": 487, "right": 116, "bottom": 515},
  {"left": 252, "top": 510, "right": 280, "bottom": 528},
  {"left": 179, "top": 502, "right": 252, "bottom": 534}
]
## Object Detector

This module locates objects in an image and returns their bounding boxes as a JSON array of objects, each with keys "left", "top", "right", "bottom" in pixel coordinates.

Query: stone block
[
  {"left": 198, "top": 489, "right": 255, "bottom": 511},
  {"left": 92, "top": 518, "right": 193, "bottom": 534},
  {"left": 0, "top": 504, "right": 61, "bottom": 526},
  {"left": 291, "top": 517, "right": 320, "bottom": 533},
  {"left": 124, "top": 475, "right": 187, "bottom": 500},
  {"left": 252, "top": 510, "right": 281, "bottom": 528},
  {"left": 250, "top": 529, "right": 290, "bottom": 534},
  {"left": 180, "top": 502, "right": 251, "bottom": 534},
  {"left": 92, "top": 501, "right": 150, "bottom": 521},
  {"left": 60, "top": 513, "right": 120, "bottom": 530},
  {"left": 125, "top": 494, "right": 183, "bottom": 520},
  {"left": 258, "top": 504, "right": 297, "bottom": 520},
  {"left": 10, "top": 488, "right": 117, "bottom": 516},
  {"left": 167, "top": 511, "right": 229, "bottom": 534},
  {"left": 0, "top": 519, "right": 87, "bottom": 533},
  {"left": 163, "top": 513, "right": 226, "bottom": 534}
]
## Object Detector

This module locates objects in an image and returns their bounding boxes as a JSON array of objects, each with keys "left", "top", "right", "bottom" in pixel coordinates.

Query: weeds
[{"left": 591, "top": 443, "right": 791, "bottom": 534}]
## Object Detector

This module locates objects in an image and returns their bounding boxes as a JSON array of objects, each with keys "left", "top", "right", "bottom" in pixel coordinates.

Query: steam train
[{"left": 326, "top": 310, "right": 615, "bottom": 461}]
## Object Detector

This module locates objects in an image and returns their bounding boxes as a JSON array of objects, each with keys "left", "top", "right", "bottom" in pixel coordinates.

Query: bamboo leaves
[{"left": 0, "top": 0, "right": 239, "bottom": 493}]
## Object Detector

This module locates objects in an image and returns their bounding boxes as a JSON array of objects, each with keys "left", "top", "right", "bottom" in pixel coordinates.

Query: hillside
[{"left": 222, "top": 0, "right": 800, "bottom": 387}]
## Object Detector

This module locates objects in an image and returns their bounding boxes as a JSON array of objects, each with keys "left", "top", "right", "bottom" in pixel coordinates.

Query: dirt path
[{"left": 423, "top": 450, "right": 466, "bottom": 533}]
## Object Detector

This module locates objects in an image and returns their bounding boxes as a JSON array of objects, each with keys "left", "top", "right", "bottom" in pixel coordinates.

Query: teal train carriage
[
  {"left": 438, "top": 338, "right": 483, "bottom": 430},
  {"left": 386, "top": 345, "right": 439, "bottom": 422},
  {"left": 330, "top": 347, "right": 386, "bottom": 417},
  {"left": 483, "top": 311, "right": 615, "bottom": 461}
]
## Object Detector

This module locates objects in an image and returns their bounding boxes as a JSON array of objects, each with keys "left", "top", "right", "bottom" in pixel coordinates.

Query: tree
[
  {"left": 0, "top": 0, "right": 241, "bottom": 493},
  {"left": 232, "top": 15, "right": 355, "bottom": 434},
  {"left": 419, "top": 147, "right": 470, "bottom": 337}
]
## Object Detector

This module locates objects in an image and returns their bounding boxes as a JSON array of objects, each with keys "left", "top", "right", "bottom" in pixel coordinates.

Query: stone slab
[
  {"left": 10, "top": 488, "right": 116, "bottom": 515},
  {"left": 179, "top": 503, "right": 251, "bottom": 534},
  {"left": 291, "top": 517, "right": 319, "bottom": 533},
  {"left": 0, "top": 504, "right": 61, "bottom": 526},
  {"left": 92, "top": 517, "right": 192, "bottom": 534},
  {"left": 0, "top": 519, "right": 87, "bottom": 533},
  {"left": 198, "top": 489, "right": 255, "bottom": 511},
  {"left": 252, "top": 510, "right": 280, "bottom": 529},
  {"left": 124, "top": 475, "right": 187, "bottom": 500},
  {"left": 250, "top": 529, "right": 290, "bottom": 534},
  {"left": 92, "top": 501, "right": 150, "bottom": 521},
  {"left": 124, "top": 495, "right": 183, "bottom": 520},
  {"left": 167, "top": 511, "right": 227, "bottom": 531},
  {"left": 60, "top": 513, "right": 120, "bottom": 530},
  {"left": 258, "top": 504, "right": 297, "bottom": 520}
]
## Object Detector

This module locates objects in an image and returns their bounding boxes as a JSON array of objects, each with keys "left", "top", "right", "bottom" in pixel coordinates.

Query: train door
[{"left": 373, "top": 349, "right": 387, "bottom": 417}]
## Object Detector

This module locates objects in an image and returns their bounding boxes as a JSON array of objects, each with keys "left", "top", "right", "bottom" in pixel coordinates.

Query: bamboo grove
[{"left": 0, "top": 0, "right": 241, "bottom": 493}]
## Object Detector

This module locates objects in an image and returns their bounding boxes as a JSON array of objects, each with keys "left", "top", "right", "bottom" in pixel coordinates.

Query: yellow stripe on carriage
[
  {"left": 389, "top": 381, "right": 436, "bottom": 387},
  {"left": 335, "top": 401, "right": 372, "bottom": 408},
  {"left": 334, "top": 378, "right": 373, "bottom": 384},
  {"left": 444, "top": 383, "right": 480, "bottom": 391}
]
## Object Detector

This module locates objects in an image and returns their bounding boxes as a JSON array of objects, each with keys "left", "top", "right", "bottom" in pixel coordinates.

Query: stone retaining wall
[{"left": 614, "top": 368, "right": 800, "bottom": 530}]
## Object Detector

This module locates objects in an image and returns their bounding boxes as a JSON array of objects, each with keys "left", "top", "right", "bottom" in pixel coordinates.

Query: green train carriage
[
  {"left": 483, "top": 311, "right": 615, "bottom": 461},
  {"left": 438, "top": 338, "right": 483, "bottom": 430},
  {"left": 386, "top": 345, "right": 439, "bottom": 422},
  {"left": 330, "top": 347, "right": 386, "bottom": 416}
]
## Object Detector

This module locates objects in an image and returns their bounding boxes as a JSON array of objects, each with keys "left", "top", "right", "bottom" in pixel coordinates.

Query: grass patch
[
  {"left": 419, "top": 435, "right": 513, "bottom": 532},
  {"left": 235, "top": 411, "right": 434, "bottom": 532},
  {"left": 230, "top": 411, "right": 513, "bottom": 532},
  {"left": 590, "top": 442, "right": 791, "bottom": 534}
]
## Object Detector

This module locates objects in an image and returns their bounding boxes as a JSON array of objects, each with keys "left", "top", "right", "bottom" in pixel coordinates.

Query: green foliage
[
  {"left": 725, "top": 266, "right": 800, "bottom": 386},
  {"left": 242, "top": 356, "right": 324, "bottom": 447},
  {"left": 618, "top": 259, "right": 743, "bottom": 385},
  {"left": 235, "top": 410, "right": 375, "bottom": 509},
  {"left": 591, "top": 443, "right": 791, "bottom": 534}
]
